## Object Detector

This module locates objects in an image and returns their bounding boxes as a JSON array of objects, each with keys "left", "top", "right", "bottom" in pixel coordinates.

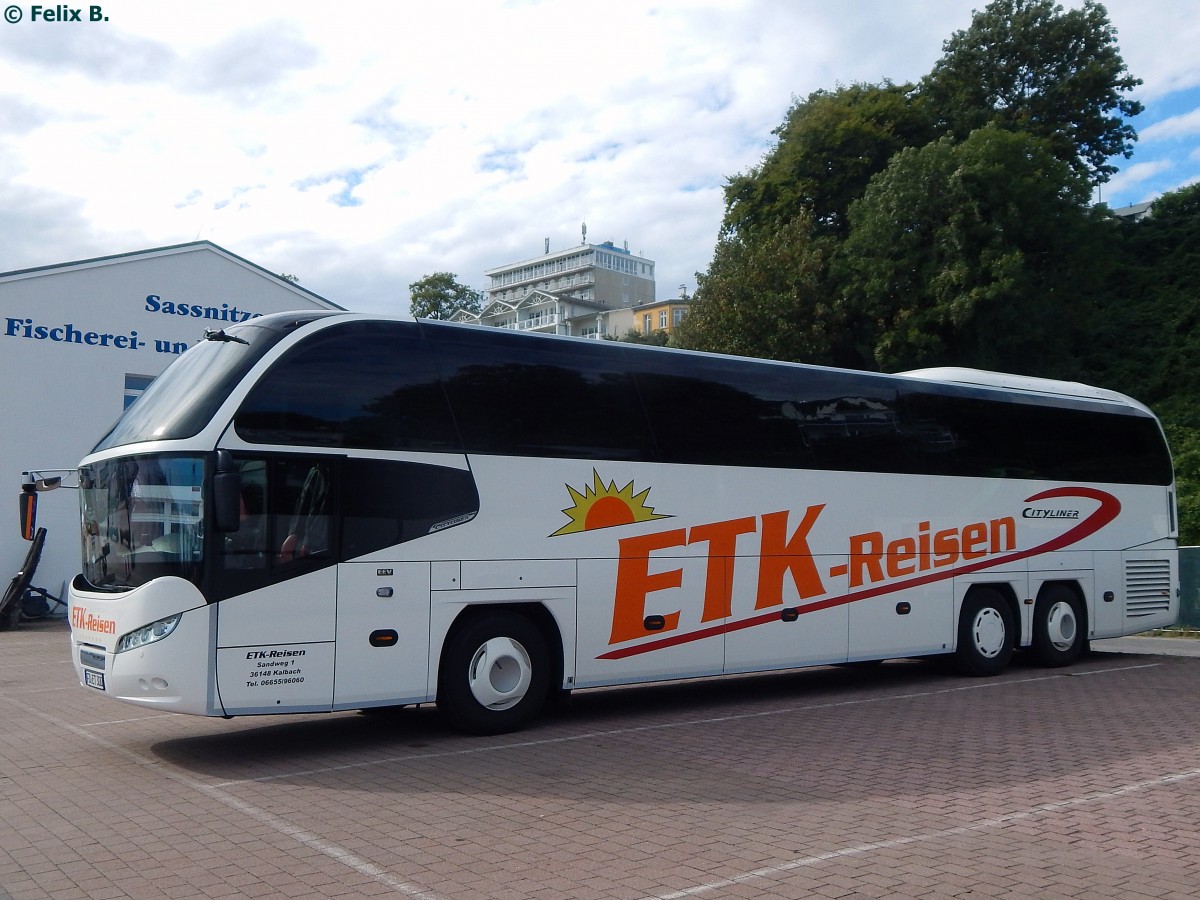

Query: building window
[
  {"left": 673, "top": 308, "right": 686, "bottom": 326},
  {"left": 659, "top": 310, "right": 668, "bottom": 329},
  {"left": 643, "top": 314, "right": 652, "bottom": 334},
  {"left": 124, "top": 373, "right": 154, "bottom": 408}
]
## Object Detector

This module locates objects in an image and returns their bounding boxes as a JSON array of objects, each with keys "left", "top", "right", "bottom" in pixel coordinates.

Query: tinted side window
[
  {"left": 427, "top": 327, "right": 654, "bottom": 461},
  {"left": 341, "top": 459, "right": 479, "bottom": 559},
  {"left": 632, "top": 362, "right": 808, "bottom": 468},
  {"left": 632, "top": 351, "right": 913, "bottom": 470},
  {"left": 235, "top": 322, "right": 460, "bottom": 452},
  {"left": 899, "top": 389, "right": 1172, "bottom": 484}
]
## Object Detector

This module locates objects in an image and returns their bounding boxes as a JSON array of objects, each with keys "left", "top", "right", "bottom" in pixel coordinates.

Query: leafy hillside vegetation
[{"left": 675, "top": 0, "right": 1200, "bottom": 542}]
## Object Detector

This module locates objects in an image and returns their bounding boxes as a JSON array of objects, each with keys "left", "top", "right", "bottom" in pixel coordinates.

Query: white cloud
[
  {"left": 1141, "top": 107, "right": 1200, "bottom": 141},
  {"left": 1104, "top": 159, "right": 1175, "bottom": 202}
]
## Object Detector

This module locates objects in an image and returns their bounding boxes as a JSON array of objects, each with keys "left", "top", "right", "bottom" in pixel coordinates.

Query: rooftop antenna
[
  {"left": 545, "top": 237, "right": 550, "bottom": 254},
  {"left": 582, "top": 222, "right": 587, "bottom": 245}
]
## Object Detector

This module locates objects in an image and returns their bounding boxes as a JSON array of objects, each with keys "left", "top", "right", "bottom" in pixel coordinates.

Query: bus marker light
[
  {"left": 896, "top": 602, "right": 911, "bottom": 615},
  {"left": 370, "top": 630, "right": 398, "bottom": 647}
]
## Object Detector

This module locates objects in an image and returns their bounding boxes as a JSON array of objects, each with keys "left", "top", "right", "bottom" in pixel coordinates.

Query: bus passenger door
[
  {"left": 334, "top": 562, "right": 431, "bottom": 709},
  {"left": 214, "top": 456, "right": 338, "bottom": 714}
]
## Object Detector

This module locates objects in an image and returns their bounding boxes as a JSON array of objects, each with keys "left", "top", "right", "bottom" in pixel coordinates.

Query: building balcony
[{"left": 494, "top": 312, "right": 560, "bottom": 332}]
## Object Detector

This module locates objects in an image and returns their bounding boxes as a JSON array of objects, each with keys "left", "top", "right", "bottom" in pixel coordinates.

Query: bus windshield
[{"left": 79, "top": 455, "right": 206, "bottom": 591}]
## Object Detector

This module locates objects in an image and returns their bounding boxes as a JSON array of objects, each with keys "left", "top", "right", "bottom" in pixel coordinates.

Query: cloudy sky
[{"left": 1, "top": 0, "right": 1197, "bottom": 314}]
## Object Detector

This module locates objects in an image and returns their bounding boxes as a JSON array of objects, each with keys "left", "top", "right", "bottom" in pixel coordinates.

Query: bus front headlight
[{"left": 117, "top": 614, "right": 182, "bottom": 653}]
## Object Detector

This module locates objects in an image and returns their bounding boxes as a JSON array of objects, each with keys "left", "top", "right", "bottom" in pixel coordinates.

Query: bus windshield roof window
[{"left": 93, "top": 313, "right": 331, "bottom": 452}]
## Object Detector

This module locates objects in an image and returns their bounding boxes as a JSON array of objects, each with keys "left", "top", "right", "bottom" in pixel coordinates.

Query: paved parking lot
[{"left": 3, "top": 618, "right": 1200, "bottom": 899}]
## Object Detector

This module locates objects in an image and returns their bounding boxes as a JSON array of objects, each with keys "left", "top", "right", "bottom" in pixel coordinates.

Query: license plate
[{"left": 84, "top": 669, "right": 105, "bottom": 690}]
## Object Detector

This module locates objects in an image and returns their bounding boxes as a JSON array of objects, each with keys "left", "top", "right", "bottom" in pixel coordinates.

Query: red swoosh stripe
[{"left": 597, "top": 487, "right": 1120, "bottom": 660}]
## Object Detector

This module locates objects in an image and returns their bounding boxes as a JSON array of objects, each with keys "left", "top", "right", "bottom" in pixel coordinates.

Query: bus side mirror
[
  {"left": 19, "top": 471, "right": 67, "bottom": 540},
  {"left": 19, "top": 486, "right": 36, "bottom": 541},
  {"left": 213, "top": 450, "right": 241, "bottom": 533}
]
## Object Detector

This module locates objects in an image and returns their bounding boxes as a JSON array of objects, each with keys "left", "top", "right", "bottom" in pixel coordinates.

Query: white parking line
[
  {"left": 644, "top": 765, "right": 1200, "bottom": 899},
  {"left": 5, "top": 696, "right": 445, "bottom": 900}
]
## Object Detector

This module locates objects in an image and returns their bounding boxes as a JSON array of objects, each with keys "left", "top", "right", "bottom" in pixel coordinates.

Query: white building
[
  {"left": 453, "top": 238, "right": 655, "bottom": 338},
  {"left": 1, "top": 241, "right": 341, "bottom": 605}
]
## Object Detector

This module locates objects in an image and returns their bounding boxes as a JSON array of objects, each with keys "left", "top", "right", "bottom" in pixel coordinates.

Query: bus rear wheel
[
  {"left": 955, "top": 588, "right": 1014, "bottom": 677},
  {"left": 438, "top": 610, "right": 550, "bottom": 735},
  {"left": 1031, "top": 585, "right": 1085, "bottom": 667}
]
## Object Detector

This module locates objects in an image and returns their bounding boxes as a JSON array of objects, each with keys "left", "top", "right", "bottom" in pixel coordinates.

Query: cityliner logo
[
  {"left": 559, "top": 482, "right": 1121, "bottom": 660},
  {"left": 1023, "top": 507, "right": 1081, "bottom": 519}
]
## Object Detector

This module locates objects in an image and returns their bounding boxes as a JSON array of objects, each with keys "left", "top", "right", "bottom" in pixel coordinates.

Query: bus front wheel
[
  {"left": 1030, "top": 585, "right": 1085, "bottom": 667},
  {"left": 955, "top": 588, "right": 1014, "bottom": 677},
  {"left": 438, "top": 610, "right": 550, "bottom": 735}
]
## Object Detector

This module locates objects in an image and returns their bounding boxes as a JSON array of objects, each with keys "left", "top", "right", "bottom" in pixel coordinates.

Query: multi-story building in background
[{"left": 451, "top": 232, "right": 658, "bottom": 338}]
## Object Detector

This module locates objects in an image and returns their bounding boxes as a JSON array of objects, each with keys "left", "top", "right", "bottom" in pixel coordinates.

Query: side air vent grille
[{"left": 1125, "top": 558, "right": 1172, "bottom": 618}]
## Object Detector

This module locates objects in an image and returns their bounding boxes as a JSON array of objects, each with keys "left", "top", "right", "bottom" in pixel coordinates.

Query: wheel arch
[
  {"left": 954, "top": 581, "right": 1021, "bottom": 676},
  {"left": 1034, "top": 579, "right": 1088, "bottom": 632},
  {"left": 1028, "top": 579, "right": 1089, "bottom": 666},
  {"left": 440, "top": 601, "right": 566, "bottom": 696},
  {"left": 960, "top": 581, "right": 1021, "bottom": 632}
]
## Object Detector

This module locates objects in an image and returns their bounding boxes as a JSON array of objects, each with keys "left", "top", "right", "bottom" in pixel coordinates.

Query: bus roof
[{"left": 899, "top": 367, "right": 1148, "bottom": 411}]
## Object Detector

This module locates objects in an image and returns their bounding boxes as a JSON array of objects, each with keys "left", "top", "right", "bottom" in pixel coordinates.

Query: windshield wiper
[{"left": 203, "top": 328, "right": 249, "bottom": 345}]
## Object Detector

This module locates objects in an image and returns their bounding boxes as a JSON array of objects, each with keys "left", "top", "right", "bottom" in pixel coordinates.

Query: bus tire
[
  {"left": 1031, "top": 584, "right": 1085, "bottom": 667},
  {"left": 954, "top": 588, "right": 1014, "bottom": 677},
  {"left": 438, "top": 610, "right": 550, "bottom": 735}
]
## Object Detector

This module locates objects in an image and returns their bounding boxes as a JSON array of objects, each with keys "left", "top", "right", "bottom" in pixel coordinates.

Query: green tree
[
  {"left": 1082, "top": 183, "right": 1200, "bottom": 404},
  {"left": 723, "top": 82, "right": 934, "bottom": 240},
  {"left": 408, "top": 272, "right": 482, "bottom": 320},
  {"left": 921, "top": 0, "right": 1142, "bottom": 184},
  {"left": 674, "top": 215, "right": 856, "bottom": 365},
  {"left": 837, "top": 126, "right": 1100, "bottom": 373},
  {"left": 1079, "top": 183, "right": 1200, "bottom": 544}
]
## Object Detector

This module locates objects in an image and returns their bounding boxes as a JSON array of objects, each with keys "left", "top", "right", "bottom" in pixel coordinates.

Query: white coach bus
[{"left": 65, "top": 312, "right": 1178, "bottom": 733}]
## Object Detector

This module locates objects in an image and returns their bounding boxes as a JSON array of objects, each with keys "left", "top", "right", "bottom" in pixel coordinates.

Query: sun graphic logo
[{"left": 550, "top": 470, "right": 670, "bottom": 537}]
